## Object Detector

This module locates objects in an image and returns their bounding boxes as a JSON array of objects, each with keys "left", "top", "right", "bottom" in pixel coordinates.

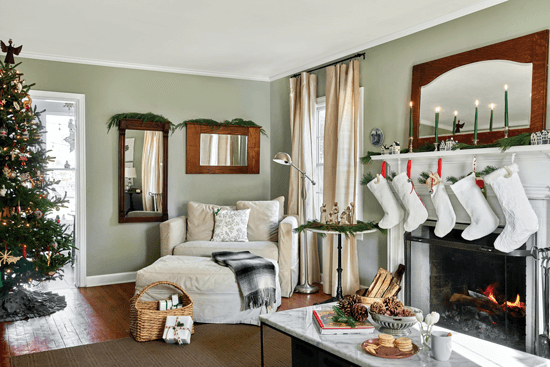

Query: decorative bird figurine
[
  {"left": 1, "top": 39, "right": 23, "bottom": 64},
  {"left": 454, "top": 120, "right": 466, "bottom": 134}
]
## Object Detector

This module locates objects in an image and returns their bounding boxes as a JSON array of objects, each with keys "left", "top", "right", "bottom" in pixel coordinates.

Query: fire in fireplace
[{"left": 405, "top": 223, "right": 534, "bottom": 352}]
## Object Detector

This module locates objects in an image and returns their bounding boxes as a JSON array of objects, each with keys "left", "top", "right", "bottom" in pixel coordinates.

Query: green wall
[
  {"left": 270, "top": 0, "right": 550, "bottom": 286},
  {"left": 19, "top": 59, "right": 271, "bottom": 277}
]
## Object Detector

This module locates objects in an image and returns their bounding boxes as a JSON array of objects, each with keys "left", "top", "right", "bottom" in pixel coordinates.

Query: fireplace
[{"left": 404, "top": 222, "right": 535, "bottom": 352}]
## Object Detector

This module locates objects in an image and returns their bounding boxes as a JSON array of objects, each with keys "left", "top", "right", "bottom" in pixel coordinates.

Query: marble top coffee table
[{"left": 260, "top": 303, "right": 550, "bottom": 367}]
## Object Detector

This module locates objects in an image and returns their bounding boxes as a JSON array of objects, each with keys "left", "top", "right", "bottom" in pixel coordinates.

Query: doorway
[{"left": 30, "top": 91, "right": 86, "bottom": 288}]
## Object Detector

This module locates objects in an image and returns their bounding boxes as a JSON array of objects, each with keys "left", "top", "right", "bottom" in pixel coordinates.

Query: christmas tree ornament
[
  {"left": 392, "top": 161, "right": 428, "bottom": 232},
  {"left": 16, "top": 83, "right": 22, "bottom": 93},
  {"left": 367, "top": 161, "right": 404, "bottom": 229},
  {"left": 0, "top": 39, "right": 22, "bottom": 64},
  {"left": 0, "top": 185, "right": 5, "bottom": 196},
  {"left": 427, "top": 159, "right": 456, "bottom": 238},
  {"left": 450, "top": 173, "right": 499, "bottom": 240},
  {"left": 22, "top": 129, "right": 28, "bottom": 140},
  {"left": 13, "top": 102, "right": 19, "bottom": 111},
  {"left": 484, "top": 164, "right": 539, "bottom": 252},
  {"left": 0, "top": 126, "right": 7, "bottom": 137},
  {"left": 33, "top": 209, "right": 43, "bottom": 219},
  {"left": 0, "top": 250, "right": 12, "bottom": 265},
  {"left": 55, "top": 215, "right": 60, "bottom": 224}
]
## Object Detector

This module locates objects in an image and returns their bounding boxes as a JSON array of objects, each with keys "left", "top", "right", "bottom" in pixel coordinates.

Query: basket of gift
[{"left": 130, "top": 281, "right": 194, "bottom": 342}]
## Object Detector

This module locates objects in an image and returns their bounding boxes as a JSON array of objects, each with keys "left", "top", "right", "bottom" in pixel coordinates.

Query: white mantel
[{"left": 371, "top": 144, "right": 550, "bottom": 354}]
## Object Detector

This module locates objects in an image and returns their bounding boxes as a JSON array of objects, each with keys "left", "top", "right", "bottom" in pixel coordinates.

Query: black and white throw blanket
[{"left": 212, "top": 251, "right": 276, "bottom": 310}]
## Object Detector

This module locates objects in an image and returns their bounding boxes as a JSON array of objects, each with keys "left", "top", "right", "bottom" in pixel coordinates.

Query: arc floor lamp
[{"left": 273, "top": 152, "right": 319, "bottom": 294}]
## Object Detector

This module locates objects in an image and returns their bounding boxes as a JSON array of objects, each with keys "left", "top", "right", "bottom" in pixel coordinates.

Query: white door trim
[{"left": 29, "top": 90, "right": 87, "bottom": 287}]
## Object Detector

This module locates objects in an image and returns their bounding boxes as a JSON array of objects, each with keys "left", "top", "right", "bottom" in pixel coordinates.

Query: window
[
  {"left": 312, "top": 88, "right": 364, "bottom": 222},
  {"left": 313, "top": 97, "right": 325, "bottom": 219}
]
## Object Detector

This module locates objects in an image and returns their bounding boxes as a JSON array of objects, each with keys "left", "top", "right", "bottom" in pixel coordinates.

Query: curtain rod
[{"left": 290, "top": 52, "right": 365, "bottom": 78}]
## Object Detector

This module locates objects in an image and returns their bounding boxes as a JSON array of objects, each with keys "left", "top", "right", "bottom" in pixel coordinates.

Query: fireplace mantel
[{"left": 371, "top": 144, "right": 550, "bottom": 354}]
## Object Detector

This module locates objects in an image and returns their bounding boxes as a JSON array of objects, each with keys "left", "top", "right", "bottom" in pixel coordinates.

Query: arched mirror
[
  {"left": 411, "top": 30, "right": 548, "bottom": 147},
  {"left": 118, "top": 119, "right": 169, "bottom": 223}
]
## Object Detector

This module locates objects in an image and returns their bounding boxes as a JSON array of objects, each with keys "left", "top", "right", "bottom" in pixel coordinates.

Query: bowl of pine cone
[{"left": 368, "top": 296, "right": 422, "bottom": 336}]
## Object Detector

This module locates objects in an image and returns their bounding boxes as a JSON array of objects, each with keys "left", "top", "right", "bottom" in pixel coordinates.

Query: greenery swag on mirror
[
  {"left": 177, "top": 118, "right": 268, "bottom": 137},
  {"left": 107, "top": 112, "right": 174, "bottom": 132}
]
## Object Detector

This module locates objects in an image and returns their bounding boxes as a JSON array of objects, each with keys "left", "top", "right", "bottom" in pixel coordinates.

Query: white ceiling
[{"left": 0, "top": 0, "right": 506, "bottom": 81}]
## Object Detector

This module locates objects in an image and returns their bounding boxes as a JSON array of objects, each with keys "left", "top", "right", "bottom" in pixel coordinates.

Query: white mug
[{"left": 432, "top": 331, "right": 452, "bottom": 361}]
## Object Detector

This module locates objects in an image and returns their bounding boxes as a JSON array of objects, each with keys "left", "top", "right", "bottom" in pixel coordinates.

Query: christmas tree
[{"left": 0, "top": 40, "right": 73, "bottom": 321}]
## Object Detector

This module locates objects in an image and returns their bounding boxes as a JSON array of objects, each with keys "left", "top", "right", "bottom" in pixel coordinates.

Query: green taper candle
[
  {"left": 434, "top": 107, "right": 440, "bottom": 144},
  {"left": 504, "top": 85, "right": 509, "bottom": 127},
  {"left": 409, "top": 102, "right": 413, "bottom": 137},
  {"left": 452, "top": 111, "right": 457, "bottom": 135},
  {"left": 489, "top": 103, "right": 494, "bottom": 132},
  {"left": 474, "top": 100, "right": 479, "bottom": 141}
]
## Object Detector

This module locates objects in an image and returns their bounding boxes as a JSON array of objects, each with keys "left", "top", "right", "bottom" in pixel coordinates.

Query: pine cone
[
  {"left": 351, "top": 303, "right": 369, "bottom": 322},
  {"left": 383, "top": 296, "right": 404, "bottom": 316},
  {"left": 396, "top": 308, "right": 415, "bottom": 317},
  {"left": 370, "top": 301, "right": 386, "bottom": 315},
  {"left": 383, "top": 296, "right": 403, "bottom": 309},
  {"left": 338, "top": 295, "right": 361, "bottom": 316}
]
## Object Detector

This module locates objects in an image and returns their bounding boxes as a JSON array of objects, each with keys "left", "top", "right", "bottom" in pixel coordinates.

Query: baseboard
[{"left": 86, "top": 271, "right": 137, "bottom": 287}]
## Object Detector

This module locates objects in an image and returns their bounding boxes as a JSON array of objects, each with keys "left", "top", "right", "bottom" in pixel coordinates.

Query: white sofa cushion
[
  {"left": 187, "top": 201, "right": 235, "bottom": 241},
  {"left": 211, "top": 209, "right": 250, "bottom": 242},
  {"left": 173, "top": 240, "right": 279, "bottom": 261},
  {"left": 237, "top": 199, "right": 280, "bottom": 242}
]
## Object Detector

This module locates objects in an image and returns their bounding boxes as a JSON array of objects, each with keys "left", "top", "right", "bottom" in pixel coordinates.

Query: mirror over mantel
[
  {"left": 118, "top": 119, "right": 169, "bottom": 223},
  {"left": 411, "top": 30, "right": 549, "bottom": 148},
  {"left": 186, "top": 123, "right": 260, "bottom": 174}
]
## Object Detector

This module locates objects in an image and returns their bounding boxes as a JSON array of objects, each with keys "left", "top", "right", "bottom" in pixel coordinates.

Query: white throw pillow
[
  {"left": 187, "top": 201, "right": 235, "bottom": 241},
  {"left": 211, "top": 209, "right": 250, "bottom": 242},
  {"left": 236, "top": 199, "right": 281, "bottom": 242}
]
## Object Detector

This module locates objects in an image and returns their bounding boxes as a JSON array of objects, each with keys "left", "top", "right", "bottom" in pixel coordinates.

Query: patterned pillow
[{"left": 211, "top": 209, "right": 250, "bottom": 242}]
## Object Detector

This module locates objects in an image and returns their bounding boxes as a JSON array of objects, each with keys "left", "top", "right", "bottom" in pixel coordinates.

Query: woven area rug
[{"left": 11, "top": 323, "right": 291, "bottom": 367}]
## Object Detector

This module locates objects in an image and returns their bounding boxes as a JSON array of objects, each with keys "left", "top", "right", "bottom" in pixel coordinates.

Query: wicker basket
[{"left": 130, "top": 281, "right": 194, "bottom": 342}]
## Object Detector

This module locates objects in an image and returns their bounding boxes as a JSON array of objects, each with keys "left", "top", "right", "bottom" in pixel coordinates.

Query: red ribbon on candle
[
  {"left": 438, "top": 158, "right": 443, "bottom": 178},
  {"left": 406, "top": 160, "right": 412, "bottom": 179},
  {"left": 381, "top": 161, "right": 386, "bottom": 178}
]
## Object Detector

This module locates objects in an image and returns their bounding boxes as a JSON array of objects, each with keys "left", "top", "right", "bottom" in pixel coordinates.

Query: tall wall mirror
[
  {"left": 412, "top": 30, "right": 548, "bottom": 147},
  {"left": 186, "top": 123, "right": 260, "bottom": 174},
  {"left": 118, "top": 119, "right": 169, "bottom": 223}
]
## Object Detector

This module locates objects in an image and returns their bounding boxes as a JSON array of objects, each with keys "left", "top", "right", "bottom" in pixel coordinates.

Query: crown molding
[
  {"left": 19, "top": 53, "right": 270, "bottom": 82},
  {"left": 268, "top": 0, "right": 508, "bottom": 81}
]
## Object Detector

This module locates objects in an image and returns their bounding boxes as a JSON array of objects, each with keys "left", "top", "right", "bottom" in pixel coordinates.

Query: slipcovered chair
[{"left": 159, "top": 197, "right": 299, "bottom": 297}]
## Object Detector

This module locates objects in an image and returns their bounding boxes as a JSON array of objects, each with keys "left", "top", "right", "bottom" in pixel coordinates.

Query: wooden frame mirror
[
  {"left": 118, "top": 119, "right": 169, "bottom": 223},
  {"left": 186, "top": 123, "right": 260, "bottom": 174},
  {"left": 411, "top": 30, "right": 548, "bottom": 147}
]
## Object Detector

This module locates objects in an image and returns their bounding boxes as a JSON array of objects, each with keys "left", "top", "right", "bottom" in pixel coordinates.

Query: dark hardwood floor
[{"left": 0, "top": 279, "right": 331, "bottom": 366}]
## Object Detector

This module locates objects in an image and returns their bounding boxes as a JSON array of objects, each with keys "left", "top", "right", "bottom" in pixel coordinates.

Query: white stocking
[
  {"left": 429, "top": 174, "right": 456, "bottom": 238},
  {"left": 484, "top": 164, "right": 538, "bottom": 252},
  {"left": 450, "top": 173, "right": 499, "bottom": 241},
  {"left": 392, "top": 172, "right": 428, "bottom": 232},
  {"left": 367, "top": 175, "right": 404, "bottom": 229}
]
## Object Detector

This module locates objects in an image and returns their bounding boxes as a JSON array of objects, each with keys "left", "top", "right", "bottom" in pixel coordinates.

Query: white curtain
[
  {"left": 322, "top": 60, "right": 361, "bottom": 296},
  {"left": 142, "top": 131, "right": 163, "bottom": 212},
  {"left": 289, "top": 72, "right": 321, "bottom": 285}
]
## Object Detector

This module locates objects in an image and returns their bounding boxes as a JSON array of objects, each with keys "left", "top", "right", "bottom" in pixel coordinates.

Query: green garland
[
  {"left": 361, "top": 133, "right": 532, "bottom": 165},
  {"left": 107, "top": 112, "right": 174, "bottom": 132},
  {"left": 174, "top": 118, "right": 268, "bottom": 137},
  {"left": 417, "top": 166, "right": 498, "bottom": 185},
  {"left": 360, "top": 171, "right": 396, "bottom": 186},
  {"left": 295, "top": 220, "right": 386, "bottom": 237}
]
